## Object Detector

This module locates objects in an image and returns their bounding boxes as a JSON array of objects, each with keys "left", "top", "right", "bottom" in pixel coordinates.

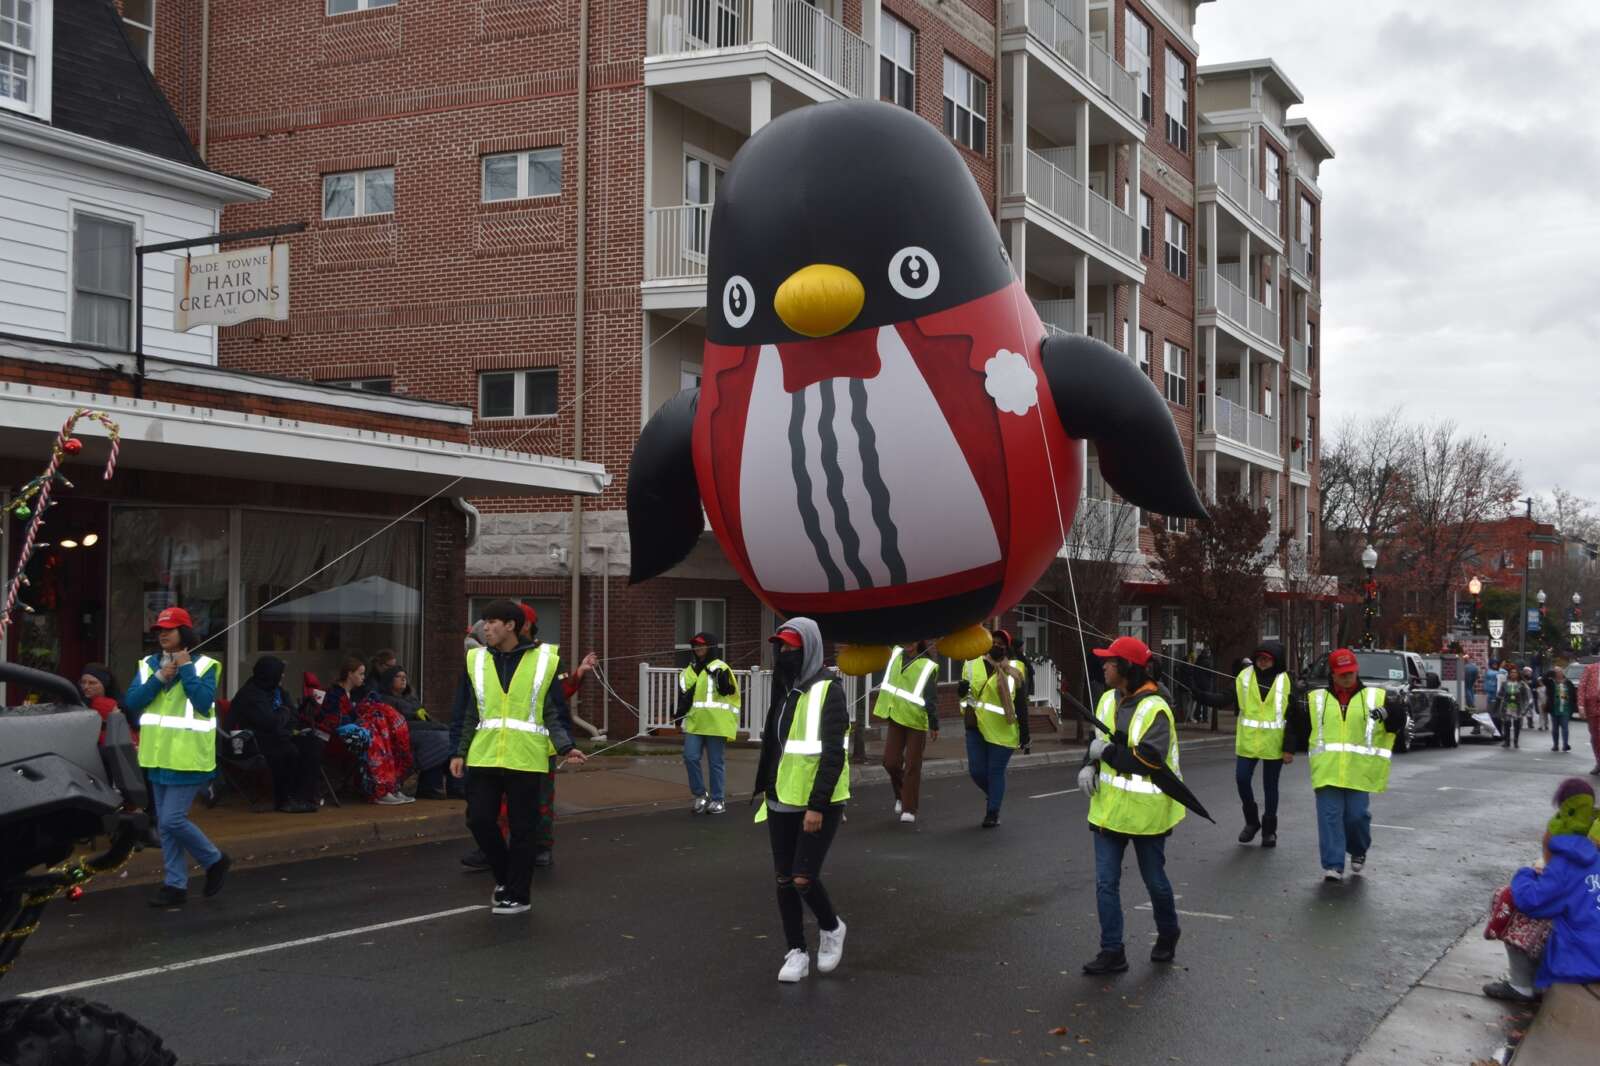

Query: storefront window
[
  {"left": 243, "top": 513, "right": 422, "bottom": 693},
  {"left": 6, "top": 499, "right": 111, "bottom": 696},
  {"left": 108, "top": 507, "right": 230, "bottom": 680}
]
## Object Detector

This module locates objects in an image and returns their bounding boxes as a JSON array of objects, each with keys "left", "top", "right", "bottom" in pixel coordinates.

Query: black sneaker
[
  {"left": 533, "top": 849, "right": 553, "bottom": 868},
  {"left": 148, "top": 885, "right": 187, "bottom": 908},
  {"left": 981, "top": 812, "right": 1000, "bottom": 828},
  {"left": 492, "top": 897, "right": 531, "bottom": 916},
  {"left": 1082, "top": 949, "right": 1128, "bottom": 975},
  {"left": 203, "top": 853, "right": 232, "bottom": 898},
  {"left": 461, "top": 849, "right": 491, "bottom": 872},
  {"left": 1151, "top": 931, "right": 1180, "bottom": 963},
  {"left": 1482, "top": 979, "right": 1539, "bottom": 1003}
]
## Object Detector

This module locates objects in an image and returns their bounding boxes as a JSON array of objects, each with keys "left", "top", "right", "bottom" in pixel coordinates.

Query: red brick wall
[{"left": 882, "top": 0, "right": 998, "bottom": 203}]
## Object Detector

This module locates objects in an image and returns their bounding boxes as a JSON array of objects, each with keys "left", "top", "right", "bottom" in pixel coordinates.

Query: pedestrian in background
[
  {"left": 1523, "top": 666, "right": 1539, "bottom": 731},
  {"left": 230, "top": 655, "right": 320, "bottom": 813},
  {"left": 1484, "top": 658, "right": 1502, "bottom": 713},
  {"left": 1077, "top": 636, "right": 1184, "bottom": 974},
  {"left": 1464, "top": 657, "right": 1479, "bottom": 711},
  {"left": 1545, "top": 666, "right": 1577, "bottom": 753},
  {"left": 752, "top": 618, "right": 849, "bottom": 984},
  {"left": 1579, "top": 659, "right": 1600, "bottom": 776},
  {"left": 1188, "top": 641, "right": 1292, "bottom": 847},
  {"left": 678, "top": 631, "right": 740, "bottom": 816},
  {"left": 1494, "top": 666, "right": 1529, "bottom": 750},
  {"left": 872, "top": 640, "right": 940, "bottom": 824},
  {"left": 963, "top": 631, "right": 1027, "bottom": 828},
  {"left": 124, "top": 606, "right": 230, "bottom": 908}
]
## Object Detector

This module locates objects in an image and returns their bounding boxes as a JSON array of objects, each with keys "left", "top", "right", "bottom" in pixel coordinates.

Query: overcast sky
[{"left": 1194, "top": 0, "right": 1600, "bottom": 509}]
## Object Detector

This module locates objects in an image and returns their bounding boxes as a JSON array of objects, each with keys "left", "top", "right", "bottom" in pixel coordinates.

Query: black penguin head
[{"left": 706, "top": 100, "right": 1013, "bottom": 346}]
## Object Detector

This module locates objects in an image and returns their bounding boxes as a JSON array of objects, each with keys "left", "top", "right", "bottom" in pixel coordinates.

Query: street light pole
[
  {"left": 1468, "top": 576, "right": 1482, "bottom": 635},
  {"left": 1361, "top": 543, "right": 1378, "bottom": 649},
  {"left": 1518, "top": 496, "right": 1533, "bottom": 662}
]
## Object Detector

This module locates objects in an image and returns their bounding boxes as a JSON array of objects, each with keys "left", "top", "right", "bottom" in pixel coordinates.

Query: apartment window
[
  {"left": 942, "top": 55, "right": 988, "bottom": 155},
  {"left": 1162, "top": 515, "right": 1190, "bottom": 534},
  {"left": 1307, "top": 415, "right": 1316, "bottom": 462},
  {"left": 1261, "top": 608, "right": 1282, "bottom": 642},
  {"left": 1164, "top": 47, "right": 1188, "bottom": 152},
  {"left": 675, "top": 598, "right": 726, "bottom": 668},
  {"left": 1125, "top": 9, "right": 1152, "bottom": 123},
  {"left": 1138, "top": 193, "right": 1152, "bottom": 258},
  {"left": 122, "top": 0, "right": 155, "bottom": 68},
  {"left": 1307, "top": 321, "right": 1318, "bottom": 371},
  {"left": 1138, "top": 328, "right": 1152, "bottom": 378},
  {"left": 686, "top": 0, "right": 742, "bottom": 48},
  {"left": 482, "top": 148, "right": 561, "bottom": 203},
  {"left": 1264, "top": 143, "right": 1282, "bottom": 204},
  {"left": 1118, "top": 605, "right": 1149, "bottom": 643},
  {"left": 478, "top": 369, "right": 558, "bottom": 419},
  {"left": 327, "top": 0, "right": 396, "bottom": 13},
  {"left": 879, "top": 11, "right": 915, "bottom": 110},
  {"left": 1163, "top": 341, "right": 1188, "bottom": 405},
  {"left": 0, "top": 0, "right": 45, "bottom": 112},
  {"left": 1299, "top": 195, "right": 1317, "bottom": 273},
  {"left": 330, "top": 378, "right": 393, "bottom": 393},
  {"left": 1163, "top": 211, "right": 1189, "bottom": 279},
  {"left": 71, "top": 213, "right": 135, "bottom": 349},
  {"left": 1161, "top": 609, "right": 1188, "bottom": 661},
  {"left": 323, "top": 167, "right": 394, "bottom": 219},
  {"left": 1528, "top": 550, "right": 1544, "bottom": 571}
]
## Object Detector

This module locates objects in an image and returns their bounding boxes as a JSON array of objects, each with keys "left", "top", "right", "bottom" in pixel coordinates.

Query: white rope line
[{"left": 1027, "top": 587, "right": 1242, "bottom": 684}]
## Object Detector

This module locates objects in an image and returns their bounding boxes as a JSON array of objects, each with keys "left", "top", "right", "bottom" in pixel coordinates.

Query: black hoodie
[
  {"left": 1193, "top": 641, "right": 1288, "bottom": 711},
  {"left": 751, "top": 618, "right": 849, "bottom": 813},
  {"left": 230, "top": 656, "right": 294, "bottom": 741}
]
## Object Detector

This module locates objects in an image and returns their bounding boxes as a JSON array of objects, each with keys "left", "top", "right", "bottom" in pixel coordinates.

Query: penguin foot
[
  {"left": 837, "top": 644, "right": 893, "bottom": 676},
  {"left": 937, "top": 625, "right": 993, "bottom": 662}
]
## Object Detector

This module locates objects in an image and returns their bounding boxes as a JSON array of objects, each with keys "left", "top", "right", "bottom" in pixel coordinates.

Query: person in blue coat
[{"left": 1503, "top": 783, "right": 1600, "bottom": 994}]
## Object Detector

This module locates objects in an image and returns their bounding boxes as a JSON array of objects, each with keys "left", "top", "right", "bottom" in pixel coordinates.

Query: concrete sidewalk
[
  {"left": 100, "top": 721, "right": 1236, "bottom": 889},
  {"left": 1513, "top": 981, "right": 1600, "bottom": 1064}
]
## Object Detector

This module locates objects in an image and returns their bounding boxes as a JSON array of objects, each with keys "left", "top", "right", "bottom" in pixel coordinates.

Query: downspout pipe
[
  {"left": 198, "top": 0, "right": 210, "bottom": 159},
  {"left": 568, "top": 0, "right": 590, "bottom": 697},
  {"left": 450, "top": 496, "right": 480, "bottom": 549}
]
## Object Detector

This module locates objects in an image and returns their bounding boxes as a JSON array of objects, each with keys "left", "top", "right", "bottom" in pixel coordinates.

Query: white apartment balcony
[
  {"left": 1198, "top": 144, "right": 1282, "bottom": 246},
  {"left": 1290, "top": 442, "right": 1308, "bottom": 475},
  {"left": 1000, "top": 0, "right": 1143, "bottom": 135},
  {"left": 1289, "top": 337, "right": 1311, "bottom": 384},
  {"left": 1199, "top": 394, "right": 1281, "bottom": 460},
  {"left": 1059, "top": 495, "right": 1142, "bottom": 561},
  {"left": 1288, "top": 238, "right": 1316, "bottom": 290},
  {"left": 1001, "top": 145, "right": 1141, "bottom": 277},
  {"left": 1198, "top": 265, "right": 1282, "bottom": 354},
  {"left": 642, "top": 204, "right": 712, "bottom": 310},
  {"left": 1033, "top": 298, "right": 1077, "bottom": 337},
  {"left": 646, "top": 0, "right": 866, "bottom": 132}
]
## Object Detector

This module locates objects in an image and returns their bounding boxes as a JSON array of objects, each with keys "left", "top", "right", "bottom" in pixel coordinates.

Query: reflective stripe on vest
[
  {"left": 785, "top": 679, "right": 829, "bottom": 755},
  {"left": 466, "top": 643, "right": 560, "bottom": 771},
  {"left": 1087, "top": 689, "right": 1185, "bottom": 834},
  {"left": 473, "top": 644, "right": 554, "bottom": 732},
  {"left": 682, "top": 660, "right": 739, "bottom": 714},
  {"left": 135, "top": 656, "right": 221, "bottom": 733},
  {"left": 1307, "top": 686, "right": 1394, "bottom": 791},
  {"left": 774, "top": 678, "right": 851, "bottom": 806},
  {"left": 1236, "top": 667, "right": 1290, "bottom": 730},
  {"left": 879, "top": 653, "right": 936, "bottom": 707}
]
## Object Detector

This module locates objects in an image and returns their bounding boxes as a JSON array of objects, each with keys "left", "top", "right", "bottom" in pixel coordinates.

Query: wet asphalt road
[{"left": 9, "top": 732, "right": 1581, "bottom": 1066}]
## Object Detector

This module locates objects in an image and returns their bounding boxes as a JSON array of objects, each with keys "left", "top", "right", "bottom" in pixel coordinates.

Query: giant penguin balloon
[{"left": 628, "top": 100, "right": 1206, "bottom": 669}]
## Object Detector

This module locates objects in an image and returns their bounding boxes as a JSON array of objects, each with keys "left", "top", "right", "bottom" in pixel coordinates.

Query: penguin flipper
[
  {"left": 626, "top": 388, "right": 705, "bottom": 583},
  {"left": 1040, "top": 334, "right": 1208, "bottom": 520}
]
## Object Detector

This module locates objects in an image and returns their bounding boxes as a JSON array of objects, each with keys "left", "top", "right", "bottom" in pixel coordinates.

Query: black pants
[
  {"left": 466, "top": 767, "right": 541, "bottom": 901},
  {"left": 262, "top": 734, "right": 324, "bottom": 807},
  {"left": 1499, "top": 713, "right": 1521, "bottom": 747},
  {"left": 767, "top": 806, "right": 842, "bottom": 951}
]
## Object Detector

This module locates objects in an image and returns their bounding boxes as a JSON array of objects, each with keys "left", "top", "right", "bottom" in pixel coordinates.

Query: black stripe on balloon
[
  {"left": 817, "top": 378, "right": 873, "bottom": 589},
  {"left": 849, "top": 377, "right": 906, "bottom": 586},
  {"left": 789, "top": 387, "right": 844, "bottom": 592}
]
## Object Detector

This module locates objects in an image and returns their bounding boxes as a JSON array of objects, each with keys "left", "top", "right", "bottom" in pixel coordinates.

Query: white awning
[{"left": 0, "top": 381, "right": 609, "bottom": 499}]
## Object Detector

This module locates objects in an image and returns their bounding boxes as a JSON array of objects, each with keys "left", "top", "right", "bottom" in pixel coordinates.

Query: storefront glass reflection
[{"left": 108, "top": 507, "right": 230, "bottom": 682}]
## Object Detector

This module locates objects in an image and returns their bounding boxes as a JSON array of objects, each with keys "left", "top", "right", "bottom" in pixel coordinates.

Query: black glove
[
  {"left": 1368, "top": 705, "right": 1387, "bottom": 723},
  {"left": 958, "top": 680, "right": 971, "bottom": 698}
]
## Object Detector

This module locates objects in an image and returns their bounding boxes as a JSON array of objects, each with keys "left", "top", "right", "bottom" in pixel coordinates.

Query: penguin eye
[
  {"left": 888, "top": 247, "right": 940, "bottom": 300},
  {"left": 722, "top": 275, "right": 755, "bottom": 329}
]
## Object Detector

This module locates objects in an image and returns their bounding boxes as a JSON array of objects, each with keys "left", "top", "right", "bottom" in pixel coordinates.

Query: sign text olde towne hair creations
[{"left": 173, "top": 245, "right": 290, "bottom": 332}]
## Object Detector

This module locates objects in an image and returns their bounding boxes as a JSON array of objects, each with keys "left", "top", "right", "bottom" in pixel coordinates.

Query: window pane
[
  {"left": 674, "top": 599, "right": 697, "bottom": 645},
  {"left": 702, "top": 600, "right": 726, "bottom": 641},
  {"left": 879, "top": 55, "right": 895, "bottom": 103},
  {"left": 897, "top": 69, "right": 913, "bottom": 109},
  {"left": 323, "top": 174, "right": 355, "bottom": 218},
  {"left": 74, "top": 215, "right": 134, "bottom": 295},
  {"left": 328, "top": 0, "right": 360, "bottom": 13},
  {"left": 72, "top": 293, "right": 131, "bottom": 349},
  {"left": 363, "top": 168, "right": 394, "bottom": 214},
  {"left": 524, "top": 369, "right": 558, "bottom": 416},
  {"left": 107, "top": 507, "right": 231, "bottom": 678},
  {"left": 483, "top": 154, "right": 518, "bottom": 201},
  {"left": 479, "top": 373, "right": 516, "bottom": 418},
  {"left": 125, "top": 0, "right": 154, "bottom": 21},
  {"left": 942, "top": 97, "right": 954, "bottom": 138},
  {"left": 125, "top": 26, "right": 151, "bottom": 64},
  {"left": 527, "top": 148, "right": 561, "bottom": 196},
  {"left": 971, "top": 114, "right": 987, "bottom": 155}
]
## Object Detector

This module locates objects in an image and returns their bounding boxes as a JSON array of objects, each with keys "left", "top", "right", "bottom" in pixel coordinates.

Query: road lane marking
[
  {"left": 18, "top": 904, "right": 485, "bottom": 999},
  {"left": 1372, "top": 823, "right": 1416, "bottom": 831},
  {"left": 1436, "top": 786, "right": 1498, "bottom": 794},
  {"left": 1030, "top": 788, "right": 1081, "bottom": 799},
  {"left": 1134, "top": 903, "right": 1233, "bottom": 921}
]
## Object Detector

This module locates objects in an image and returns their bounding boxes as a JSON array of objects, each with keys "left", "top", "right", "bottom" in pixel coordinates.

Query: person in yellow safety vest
[
  {"left": 751, "top": 618, "right": 850, "bottom": 984},
  {"left": 448, "top": 599, "right": 587, "bottom": 915},
  {"left": 122, "top": 606, "right": 231, "bottom": 909},
  {"left": 961, "top": 630, "right": 1028, "bottom": 829},
  {"left": 1075, "top": 636, "right": 1184, "bottom": 975},
  {"left": 1289, "top": 647, "right": 1407, "bottom": 884},
  {"left": 873, "top": 640, "right": 940, "bottom": 824},
  {"left": 678, "top": 631, "right": 741, "bottom": 815},
  {"left": 1189, "top": 640, "right": 1293, "bottom": 847}
]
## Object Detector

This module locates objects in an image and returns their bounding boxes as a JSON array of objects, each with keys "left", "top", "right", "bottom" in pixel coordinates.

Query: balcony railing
[
  {"left": 1289, "top": 239, "right": 1315, "bottom": 281},
  {"left": 1060, "top": 495, "right": 1142, "bottom": 560},
  {"left": 1290, "top": 337, "right": 1310, "bottom": 376},
  {"left": 1291, "top": 444, "right": 1307, "bottom": 473},
  {"left": 645, "top": 204, "right": 713, "bottom": 281},
  {"left": 1000, "top": 0, "right": 1141, "bottom": 124},
  {"left": 1033, "top": 298, "right": 1077, "bottom": 337},
  {"left": 1003, "top": 145, "right": 1139, "bottom": 262},
  {"left": 1198, "top": 266, "right": 1280, "bottom": 349},
  {"left": 1203, "top": 394, "right": 1281, "bottom": 456},
  {"left": 649, "top": 0, "right": 867, "bottom": 97},
  {"left": 1199, "top": 144, "right": 1281, "bottom": 240}
]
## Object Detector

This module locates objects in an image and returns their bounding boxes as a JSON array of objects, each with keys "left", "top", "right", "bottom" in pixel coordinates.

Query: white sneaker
[
  {"left": 1351, "top": 855, "right": 1367, "bottom": 875},
  {"left": 777, "top": 948, "right": 810, "bottom": 983},
  {"left": 894, "top": 799, "right": 902, "bottom": 815},
  {"left": 375, "top": 792, "right": 408, "bottom": 805},
  {"left": 1323, "top": 869, "right": 1344, "bottom": 883},
  {"left": 899, "top": 812, "right": 916, "bottom": 824},
  {"left": 692, "top": 795, "right": 708, "bottom": 815},
  {"left": 707, "top": 800, "right": 726, "bottom": 815},
  {"left": 817, "top": 918, "right": 847, "bottom": 973}
]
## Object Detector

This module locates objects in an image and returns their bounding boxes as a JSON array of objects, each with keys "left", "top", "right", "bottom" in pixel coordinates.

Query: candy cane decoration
[{"left": 1, "top": 409, "right": 121, "bottom": 639}]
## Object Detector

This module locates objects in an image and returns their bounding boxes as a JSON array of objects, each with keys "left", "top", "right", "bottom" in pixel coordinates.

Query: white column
[
  {"left": 1128, "top": 281, "right": 1140, "bottom": 357},
  {"left": 1011, "top": 51, "right": 1029, "bottom": 196},
  {"left": 1130, "top": 139, "right": 1142, "bottom": 237},
  {"left": 1206, "top": 202, "right": 1219, "bottom": 294},
  {"left": 1075, "top": 100, "right": 1090, "bottom": 223},
  {"left": 1204, "top": 325, "right": 1217, "bottom": 434},
  {"left": 1073, "top": 254, "right": 1089, "bottom": 334},
  {"left": 748, "top": 75, "right": 774, "bottom": 133},
  {"left": 1007, "top": 219, "right": 1027, "bottom": 281},
  {"left": 1205, "top": 450, "right": 1217, "bottom": 502}
]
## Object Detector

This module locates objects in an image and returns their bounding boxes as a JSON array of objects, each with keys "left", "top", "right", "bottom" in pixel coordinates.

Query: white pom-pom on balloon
[{"left": 984, "top": 349, "right": 1040, "bottom": 416}]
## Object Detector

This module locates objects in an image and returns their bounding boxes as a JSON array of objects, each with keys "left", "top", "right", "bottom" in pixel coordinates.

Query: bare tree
[
  {"left": 1538, "top": 486, "right": 1600, "bottom": 544},
  {"left": 1281, "top": 539, "right": 1339, "bottom": 673},
  {"left": 1150, "top": 497, "right": 1274, "bottom": 670},
  {"left": 1318, "top": 407, "right": 1412, "bottom": 577},
  {"left": 1048, "top": 494, "right": 1143, "bottom": 718}
]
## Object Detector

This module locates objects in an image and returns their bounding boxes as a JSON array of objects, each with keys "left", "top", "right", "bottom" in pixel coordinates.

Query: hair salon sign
[{"left": 173, "top": 245, "right": 289, "bottom": 332}]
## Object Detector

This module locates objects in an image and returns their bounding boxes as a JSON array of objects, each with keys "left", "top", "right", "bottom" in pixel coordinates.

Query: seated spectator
[
  {"left": 1484, "top": 777, "right": 1600, "bottom": 1001},
  {"left": 79, "top": 664, "right": 133, "bottom": 743},
  {"left": 355, "top": 649, "right": 398, "bottom": 703},
  {"left": 230, "top": 656, "right": 320, "bottom": 814},
  {"left": 375, "top": 665, "right": 452, "bottom": 799},
  {"left": 324, "top": 656, "right": 415, "bottom": 806}
]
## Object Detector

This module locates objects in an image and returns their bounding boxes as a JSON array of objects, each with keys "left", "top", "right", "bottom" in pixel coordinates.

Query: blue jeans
[
  {"left": 1314, "top": 786, "right": 1371, "bottom": 872},
  {"left": 1092, "top": 829, "right": 1179, "bottom": 952},
  {"left": 1235, "top": 756, "right": 1283, "bottom": 824},
  {"left": 1551, "top": 715, "right": 1571, "bottom": 749},
  {"left": 683, "top": 733, "right": 726, "bottom": 802},
  {"left": 153, "top": 780, "right": 223, "bottom": 890},
  {"left": 965, "top": 727, "right": 1014, "bottom": 814}
]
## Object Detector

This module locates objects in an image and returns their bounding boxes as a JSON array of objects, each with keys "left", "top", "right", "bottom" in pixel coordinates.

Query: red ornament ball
[{"left": 62, "top": 437, "right": 83, "bottom": 454}]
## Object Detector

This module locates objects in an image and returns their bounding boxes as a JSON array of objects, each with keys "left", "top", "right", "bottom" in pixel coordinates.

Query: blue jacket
[
  {"left": 124, "top": 653, "right": 220, "bottom": 785},
  {"left": 1511, "top": 834, "right": 1600, "bottom": 989}
]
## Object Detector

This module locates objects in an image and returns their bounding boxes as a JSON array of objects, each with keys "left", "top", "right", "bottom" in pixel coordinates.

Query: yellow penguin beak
[{"left": 773, "top": 263, "right": 865, "bottom": 338}]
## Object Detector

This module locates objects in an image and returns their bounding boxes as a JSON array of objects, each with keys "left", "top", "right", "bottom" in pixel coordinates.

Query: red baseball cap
[
  {"left": 519, "top": 603, "right": 537, "bottom": 628},
  {"left": 769, "top": 629, "right": 803, "bottom": 649},
  {"left": 690, "top": 634, "right": 710, "bottom": 647},
  {"left": 1092, "top": 636, "right": 1153, "bottom": 666},
  {"left": 151, "top": 606, "right": 193, "bottom": 632},
  {"left": 1328, "top": 648, "right": 1359, "bottom": 673}
]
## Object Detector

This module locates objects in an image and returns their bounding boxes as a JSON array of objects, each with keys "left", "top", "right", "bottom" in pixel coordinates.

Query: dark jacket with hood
[
  {"left": 230, "top": 656, "right": 296, "bottom": 744},
  {"left": 675, "top": 633, "right": 738, "bottom": 719},
  {"left": 450, "top": 641, "right": 576, "bottom": 760},
  {"left": 752, "top": 617, "right": 849, "bottom": 813},
  {"left": 374, "top": 665, "right": 445, "bottom": 729}
]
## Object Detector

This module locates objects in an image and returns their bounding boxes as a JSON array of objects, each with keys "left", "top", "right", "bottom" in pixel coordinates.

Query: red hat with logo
[
  {"left": 1328, "top": 648, "right": 1359, "bottom": 673},
  {"left": 150, "top": 606, "right": 193, "bottom": 632},
  {"left": 519, "top": 603, "right": 537, "bottom": 629},
  {"left": 1092, "top": 636, "right": 1153, "bottom": 666},
  {"left": 768, "top": 628, "right": 804, "bottom": 649}
]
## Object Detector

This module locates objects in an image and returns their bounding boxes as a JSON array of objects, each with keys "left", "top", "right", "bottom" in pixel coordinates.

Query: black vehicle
[
  {"left": 1302, "top": 649, "right": 1461, "bottom": 753},
  {"left": 1, "top": 662, "right": 177, "bottom": 1065}
]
